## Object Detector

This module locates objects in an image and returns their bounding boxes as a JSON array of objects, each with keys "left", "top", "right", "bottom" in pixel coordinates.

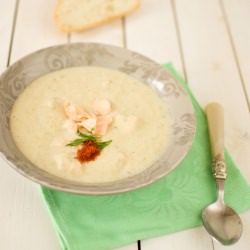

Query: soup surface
[{"left": 10, "top": 66, "right": 171, "bottom": 183}]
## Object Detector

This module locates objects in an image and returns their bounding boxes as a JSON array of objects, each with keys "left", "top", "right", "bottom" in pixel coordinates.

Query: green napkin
[{"left": 41, "top": 64, "right": 250, "bottom": 250}]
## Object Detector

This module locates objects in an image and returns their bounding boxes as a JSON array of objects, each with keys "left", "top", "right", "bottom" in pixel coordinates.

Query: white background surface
[{"left": 1, "top": 0, "right": 250, "bottom": 249}]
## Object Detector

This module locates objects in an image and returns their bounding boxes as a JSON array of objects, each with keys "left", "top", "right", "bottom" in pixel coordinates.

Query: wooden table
[{"left": 1, "top": 0, "right": 250, "bottom": 249}]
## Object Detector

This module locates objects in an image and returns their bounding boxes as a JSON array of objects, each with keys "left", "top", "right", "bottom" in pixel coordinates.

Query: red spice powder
[{"left": 75, "top": 140, "right": 100, "bottom": 163}]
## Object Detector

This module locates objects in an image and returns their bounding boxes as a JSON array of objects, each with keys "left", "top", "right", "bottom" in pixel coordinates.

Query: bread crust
[{"left": 54, "top": 0, "right": 140, "bottom": 33}]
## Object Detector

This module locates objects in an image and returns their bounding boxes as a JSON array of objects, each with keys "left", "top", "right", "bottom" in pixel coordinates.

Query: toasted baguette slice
[{"left": 54, "top": 0, "right": 140, "bottom": 32}]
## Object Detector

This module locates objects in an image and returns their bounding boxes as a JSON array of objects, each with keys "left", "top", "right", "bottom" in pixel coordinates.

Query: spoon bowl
[
  {"left": 202, "top": 179, "right": 243, "bottom": 245},
  {"left": 202, "top": 103, "right": 243, "bottom": 245}
]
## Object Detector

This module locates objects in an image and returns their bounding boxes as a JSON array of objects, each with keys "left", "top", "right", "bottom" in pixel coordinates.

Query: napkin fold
[{"left": 41, "top": 64, "right": 250, "bottom": 250}]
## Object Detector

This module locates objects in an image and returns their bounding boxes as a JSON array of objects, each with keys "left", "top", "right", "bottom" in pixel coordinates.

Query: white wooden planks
[
  {"left": 210, "top": 1, "right": 250, "bottom": 250},
  {"left": 1, "top": 0, "right": 65, "bottom": 249},
  {"left": 71, "top": 18, "right": 124, "bottom": 46},
  {"left": 0, "top": 0, "right": 16, "bottom": 72},
  {"left": 140, "top": 228, "right": 213, "bottom": 250},
  {"left": 1, "top": 0, "right": 250, "bottom": 249},
  {"left": 10, "top": 0, "right": 66, "bottom": 63},
  {"left": 131, "top": 0, "right": 250, "bottom": 249},
  {"left": 173, "top": 0, "right": 250, "bottom": 249},
  {"left": 125, "top": 0, "right": 183, "bottom": 73},
  {"left": 174, "top": 0, "right": 250, "bottom": 180},
  {"left": 0, "top": 157, "right": 62, "bottom": 250},
  {"left": 221, "top": 0, "right": 250, "bottom": 108}
]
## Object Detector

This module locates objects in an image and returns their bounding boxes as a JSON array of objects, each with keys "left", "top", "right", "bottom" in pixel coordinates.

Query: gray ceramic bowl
[{"left": 0, "top": 43, "right": 196, "bottom": 195}]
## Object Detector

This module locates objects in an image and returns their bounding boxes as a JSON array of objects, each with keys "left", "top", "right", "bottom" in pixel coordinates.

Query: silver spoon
[{"left": 202, "top": 102, "right": 243, "bottom": 245}]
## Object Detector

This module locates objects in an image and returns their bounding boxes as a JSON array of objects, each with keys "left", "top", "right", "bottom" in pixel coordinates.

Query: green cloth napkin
[{"left": 41, "top": 64, "right": 250, "bottom": 250}]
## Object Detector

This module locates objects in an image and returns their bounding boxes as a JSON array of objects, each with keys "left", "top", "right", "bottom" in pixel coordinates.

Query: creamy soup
[{"left": 10, "top": 66, "right": 171, "bottom": 183}]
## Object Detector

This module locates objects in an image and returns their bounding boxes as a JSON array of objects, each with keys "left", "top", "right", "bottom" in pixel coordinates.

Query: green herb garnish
[{"left": 66, "top": 130, "right": 112, "bottom": 150}]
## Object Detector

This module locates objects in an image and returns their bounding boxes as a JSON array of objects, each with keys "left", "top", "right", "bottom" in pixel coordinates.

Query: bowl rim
[{"left": 0, "top": 42, "right": 196, "bottom": 195}]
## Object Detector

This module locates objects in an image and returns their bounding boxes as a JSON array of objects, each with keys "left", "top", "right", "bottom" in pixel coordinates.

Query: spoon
[{"left": 202, "top": 102, "right": 243, "bottom": 245}]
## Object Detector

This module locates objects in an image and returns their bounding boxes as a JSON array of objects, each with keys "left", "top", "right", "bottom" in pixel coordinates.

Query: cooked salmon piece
[
  {"left": 78, "top": 118, "right": 97, "bottom": 132},
  {"left": 92, "top": 98, "right": 111, "bottom": 116},
  {"left": 64, "top": 99, "right": 112, "bottom": 135},
  {"left": 65, "top": 101, "right": 91, "bottom": 122},
  {"left": 95, "top": 116, "right": 112, "bottom": 135}
]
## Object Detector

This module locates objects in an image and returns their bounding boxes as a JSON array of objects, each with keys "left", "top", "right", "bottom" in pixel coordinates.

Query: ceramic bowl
[{"left": 0, "top": 43, "right": 196, "bottom": 195}]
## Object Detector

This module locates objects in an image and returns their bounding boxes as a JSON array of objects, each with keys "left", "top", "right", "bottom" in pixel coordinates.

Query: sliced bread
[{"left": 54, "top": 0, "right": 140, "bottom": 32}]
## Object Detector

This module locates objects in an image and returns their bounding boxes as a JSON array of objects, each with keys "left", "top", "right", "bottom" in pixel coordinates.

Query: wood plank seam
[
  {"left": 137, "top": 240, "right": 141, "bottom": 250},
  {"left": 7, "top": 0, "right": 20, "bottom": 67},
  {"left": 122, "top": 17, "right": 127, "bottom": 49},
  {"left": 211, "top": 238, "right": 215, "bottom": 250},
  {"left": 67, "top": 33, "right": 71, "bottom": 44},
  {"left": 170, "top": 0, "right": 188, "bottom": 82},
  {"left": 219, "top": 0, "right": 250, "bottom": 112}
]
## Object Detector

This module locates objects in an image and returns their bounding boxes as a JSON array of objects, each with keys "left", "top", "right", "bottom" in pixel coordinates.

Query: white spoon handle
[{"left": 206, "top": 103, "right": 227, "bottom": 180}]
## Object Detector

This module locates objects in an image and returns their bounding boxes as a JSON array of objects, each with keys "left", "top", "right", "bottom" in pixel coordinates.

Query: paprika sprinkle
[{"left": 76, "top": 140, "right": 100, "bottom": 163}]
